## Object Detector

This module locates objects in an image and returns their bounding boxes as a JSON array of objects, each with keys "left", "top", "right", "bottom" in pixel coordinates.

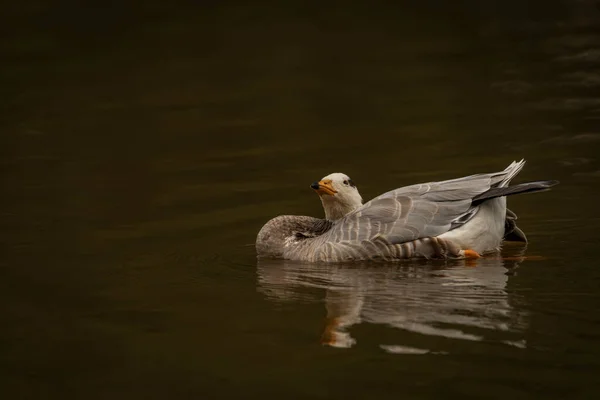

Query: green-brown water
[{"left": 2, "top": 1, "right": 600, "bottom": 399}]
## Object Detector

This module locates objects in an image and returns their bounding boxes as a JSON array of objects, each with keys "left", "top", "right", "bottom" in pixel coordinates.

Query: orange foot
[{"left": 462, "top": 249, "right": 481, "bottom": 259}]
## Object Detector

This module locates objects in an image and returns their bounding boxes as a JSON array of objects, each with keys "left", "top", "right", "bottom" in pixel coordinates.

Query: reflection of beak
[
  {"left": 310, "top": 179, "right": 337, "bottom": 196},
  {"left": 321, "top": 317, "right": 340, "bottom": 346}
]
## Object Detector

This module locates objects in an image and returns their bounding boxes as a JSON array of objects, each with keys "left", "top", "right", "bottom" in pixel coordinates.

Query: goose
[{"left": 256, "top": 160, "right": 557, "bottom": 262}]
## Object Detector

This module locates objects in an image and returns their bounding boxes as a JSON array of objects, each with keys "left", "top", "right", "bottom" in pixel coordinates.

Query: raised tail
[
  {"left": 472, "top": 180, "right": 559, "bottom": 206},
  {"left": 499, "top": 159, "right": 526, "bottom": 187},
  {"left": 479, "top": 174, "right": 559, "bottom": 243}
]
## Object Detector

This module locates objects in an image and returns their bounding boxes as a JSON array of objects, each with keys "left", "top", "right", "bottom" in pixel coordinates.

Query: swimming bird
[{"left": 256, "top": 160, "right": 558, "bottom": 262}]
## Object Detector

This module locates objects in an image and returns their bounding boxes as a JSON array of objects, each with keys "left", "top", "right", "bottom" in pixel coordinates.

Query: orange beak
[{"left": 310, "top": 179, "right": 337, "bottom": 196}]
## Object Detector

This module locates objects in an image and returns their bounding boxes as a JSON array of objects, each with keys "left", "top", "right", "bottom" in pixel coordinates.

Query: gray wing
[{"left": 322, "top": 169, "right": 515, "bottom": 246}]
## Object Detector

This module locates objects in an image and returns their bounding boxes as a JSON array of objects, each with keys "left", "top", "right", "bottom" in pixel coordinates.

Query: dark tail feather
[{"left": 473, "top": 180, "right": 559, "bottom": 206}]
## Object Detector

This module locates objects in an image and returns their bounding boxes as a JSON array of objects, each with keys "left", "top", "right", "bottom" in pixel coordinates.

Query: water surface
[{"left": 2, "top": 1, "right": 600, "bottom": 399}]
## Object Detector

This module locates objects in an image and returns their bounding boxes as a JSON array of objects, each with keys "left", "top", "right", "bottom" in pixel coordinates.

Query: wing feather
[{"left": 320, "top": 173, "right": 504, "bottom": 246}]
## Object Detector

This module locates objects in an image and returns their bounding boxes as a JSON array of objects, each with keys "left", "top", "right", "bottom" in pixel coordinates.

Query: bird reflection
[{"left": 257, "top": 245, "right": 529, "bottom": 351}]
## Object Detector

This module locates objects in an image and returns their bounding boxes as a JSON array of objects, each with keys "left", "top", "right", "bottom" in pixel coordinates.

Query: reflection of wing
[
  {"left": 323, "top": 170, "right": 513, "bottom": 246},
  {"left": 257, "top": 245, "right": 528, "bottom": 350}
]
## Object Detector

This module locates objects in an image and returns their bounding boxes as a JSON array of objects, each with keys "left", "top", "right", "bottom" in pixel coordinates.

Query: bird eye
[{"left": 343, "top": 180, "right": 349, "bottom": 185}]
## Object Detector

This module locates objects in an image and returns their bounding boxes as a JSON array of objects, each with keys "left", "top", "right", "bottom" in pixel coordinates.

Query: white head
[{"left": 310, "top": 172, "right": 363, "bottom": 221}]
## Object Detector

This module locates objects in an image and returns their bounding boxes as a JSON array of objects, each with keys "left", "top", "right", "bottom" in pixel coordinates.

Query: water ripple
[{"left": 257, "top": 247, "right": 530, "bottom": 351}]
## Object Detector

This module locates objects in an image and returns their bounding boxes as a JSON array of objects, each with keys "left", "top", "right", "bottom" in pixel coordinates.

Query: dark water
[{"left": 2, "top": 1, "right": 600, "bottom": 399}]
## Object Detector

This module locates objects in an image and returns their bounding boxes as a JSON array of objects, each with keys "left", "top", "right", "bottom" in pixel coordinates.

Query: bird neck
[{"left": 321, "top": 197, "right": 362, "bottom": 221}]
